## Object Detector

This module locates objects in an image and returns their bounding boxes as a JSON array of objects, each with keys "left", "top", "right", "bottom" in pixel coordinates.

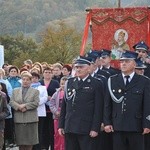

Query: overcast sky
[{"left": 113, "top": 0, "right": 150, "bottom": 7}]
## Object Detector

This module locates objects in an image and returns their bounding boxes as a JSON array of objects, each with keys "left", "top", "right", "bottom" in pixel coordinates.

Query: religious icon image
[{"left": 111, "top": 29, "right": 130, "bottom": 60}]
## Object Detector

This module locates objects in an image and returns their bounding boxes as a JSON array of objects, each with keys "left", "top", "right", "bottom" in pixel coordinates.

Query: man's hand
[
  {"left": 89, "top": 131, "right": 98, "bottom": 138},
  {"left": 143, "top": 128, "right": 150, "bottom": 135},
  {"left": 104, "top": 125, "right": 114, "bottom": 133},
  {"left": 58, "top": 128, "right": 65, "bottom": 136}
]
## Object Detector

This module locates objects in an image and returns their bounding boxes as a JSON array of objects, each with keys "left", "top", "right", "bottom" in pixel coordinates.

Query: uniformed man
[
  {"left": 87, "top": 50, "right": 111, "bottom": 79},
  {"left": 104, "top": 50, "right": 150, "bottom": 150},
  {"left": 58, "top": 56, "right": 104, "bottom": 150},
  {"left": 100, "top": 49, "right": 120, "bottom": 75},
  {"left": 134, "top": 58, "right": 150, "bottom": 150},
  {"left": 86, "top": 51, "right": 108, "bottom": 90},
  {"left": 135, "top": 58, "right": 147, "bottom": 75},
  {"left": 86, "top": 50, "right": 113, "bottom": 150},
  {"left": 133, "top": 42, "right": 150, "bottom": 150},
  {"left": 133, "top": 41, "right": 150, "bottom": 77}
]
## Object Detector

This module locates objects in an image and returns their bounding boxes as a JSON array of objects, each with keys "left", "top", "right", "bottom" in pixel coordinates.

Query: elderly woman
[{"left": 10, "top": 72, "right": 39, "bottom": 150}]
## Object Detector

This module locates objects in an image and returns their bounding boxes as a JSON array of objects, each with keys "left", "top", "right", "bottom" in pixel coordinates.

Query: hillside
[{"left": 0, "top": 0, "right": 149, "bottom": 39}]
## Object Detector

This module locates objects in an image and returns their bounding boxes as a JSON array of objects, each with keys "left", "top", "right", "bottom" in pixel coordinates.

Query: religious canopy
[{"left": 80, "top": 7, "right": 150, "bottom": 58}]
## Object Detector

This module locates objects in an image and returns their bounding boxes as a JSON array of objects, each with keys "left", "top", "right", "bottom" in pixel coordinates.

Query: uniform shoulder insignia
[
  {"left": 94, "top": 77, "right": 102, "bottom": 81},
  {"left": 138, "top": 74, "right": 150, "bottom": 80},
  {"left": 68, "top": 76, "right": 74, "bottom": 79},
  {"left": 68, "top": 77, "right": 75, "bottom": 81},
  {"left": 142, "top": 75, "right": 150, "bottom": 80},
  {"left": 110, "top": 74, "right": 118, "bottom": 78}
]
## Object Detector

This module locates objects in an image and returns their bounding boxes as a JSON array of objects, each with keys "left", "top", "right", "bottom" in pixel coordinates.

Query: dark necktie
[
  {"left": 78, "top": 79, "right": 83, "bottom": 86},
  {"left": 125, "top": 75, "right": 130, "bottom": 86}
]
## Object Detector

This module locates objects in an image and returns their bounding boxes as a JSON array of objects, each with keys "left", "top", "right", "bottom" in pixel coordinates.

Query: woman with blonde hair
[{"left": 10, "top": 72, "right": 39, "bottom": 150}]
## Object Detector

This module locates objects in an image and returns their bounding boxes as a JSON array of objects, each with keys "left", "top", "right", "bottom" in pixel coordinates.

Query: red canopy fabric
[
  {"left": 91, "top": 7, "right": 150, "bottom": 51},
  {"left": 80, "top": 7, "right": 150, "bottom": 67}
]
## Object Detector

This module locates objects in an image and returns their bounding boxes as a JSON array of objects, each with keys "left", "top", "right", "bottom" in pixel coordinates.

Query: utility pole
[{"left": 118, "top": 0, "right": 121, "bottom": 8}]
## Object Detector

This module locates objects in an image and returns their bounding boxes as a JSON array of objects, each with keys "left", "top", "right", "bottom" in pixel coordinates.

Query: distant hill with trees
[
  {"left": 0, "top": 0, "right": 149, "bottom": 38},
  {"left": 0, "top": 0, "right": 149, "bottom": 66}
]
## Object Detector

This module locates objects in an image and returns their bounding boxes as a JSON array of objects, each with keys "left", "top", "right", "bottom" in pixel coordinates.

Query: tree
[
  {"left": 36, "top": 21, "right": 82, "bottom": 64},
  {"left": 0, "top": 33, "right": 38, "bottom": 67}
]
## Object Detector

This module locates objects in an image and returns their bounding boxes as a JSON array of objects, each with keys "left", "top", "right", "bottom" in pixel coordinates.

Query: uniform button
[
  {"left": 73, "top": 110, "right": 75, "bottom": 112},
  {"left": 124, "top": 103, "right": 126, "bottom": 105},
  {"left": 124, "top": 98, "right": 126, "bottom": 100},
  {"left": 124, "top": 109, "right": 126, "bottom": 111},
  {"left": 124, "top": 93, "right": 127, "bottom": 94}
]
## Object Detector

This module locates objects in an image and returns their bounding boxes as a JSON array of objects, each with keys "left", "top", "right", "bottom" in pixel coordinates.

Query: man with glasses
[{"left": 104, "top": 50, "right": 150, "bottom": 150}]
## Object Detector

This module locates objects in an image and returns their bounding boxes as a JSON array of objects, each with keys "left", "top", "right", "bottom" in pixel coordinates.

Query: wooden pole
[{"left": 118, "top": 0, "right": 121, "bottom": 8}]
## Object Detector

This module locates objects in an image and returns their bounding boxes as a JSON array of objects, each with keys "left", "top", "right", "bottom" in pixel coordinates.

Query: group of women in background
[{"left": 0, "top": 60, "right": 72, "bottom": 150}]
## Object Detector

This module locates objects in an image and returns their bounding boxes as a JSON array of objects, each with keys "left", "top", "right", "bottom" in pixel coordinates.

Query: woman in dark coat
[{"left": 40, "top": 67, "right": 59, "bottom": 150}]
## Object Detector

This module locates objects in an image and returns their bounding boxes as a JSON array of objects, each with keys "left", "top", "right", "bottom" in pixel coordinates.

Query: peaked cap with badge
[
  {"left": 133, "top": 41, "right": 149, "bottom": 52},
  {"left": 120, "top": 50, "right": 138, "bottom": 60},
  {"left": 135, "top": 58, "right": 147, "bottom": 69},
  {"left": 101, "top": 49, "right": 111, "bottom": 58},
  {"left": 74, "top": 56, "right": 92, "bottom": 66}
]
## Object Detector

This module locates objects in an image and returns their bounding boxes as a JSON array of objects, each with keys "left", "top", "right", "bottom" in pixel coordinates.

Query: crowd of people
[{"left": 0, "top": 41, "right": 150, "bottom": 150}]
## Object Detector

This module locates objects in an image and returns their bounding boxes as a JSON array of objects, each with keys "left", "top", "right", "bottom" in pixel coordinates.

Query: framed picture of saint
[{"left": 111, "top": 29, "right": 130, "bottom": 60}]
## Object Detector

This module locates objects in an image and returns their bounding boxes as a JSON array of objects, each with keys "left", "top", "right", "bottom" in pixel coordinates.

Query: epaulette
[
  {"left": 140, "top": 74, "right": 150, "bottom": 80},
  {"left": 68, "top": 77, "right": 77, "bottom": 82},
  {"left": 109, "top": 74, "right": 118, "bottom": 78},
  {"left": 94, "top": 77, "right": 102, "bottom": 81},
  {"left": 68, "top": 76, "right": 74, "bottom": 80}
]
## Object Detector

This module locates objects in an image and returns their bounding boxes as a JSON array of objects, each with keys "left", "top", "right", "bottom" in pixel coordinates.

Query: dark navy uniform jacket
[
  {"left": 59, "top": 75, "right": 104, "bottom": 134},
  {"left": 104, "top": 73, "right": 150, "bottom": 132},
  {"left": 102, "top": 66, "right": 120, "bottom": 76}
]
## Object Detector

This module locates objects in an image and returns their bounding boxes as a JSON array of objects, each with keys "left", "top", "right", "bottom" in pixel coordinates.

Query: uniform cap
[
  {"left": 120, "top": 50, "right": 138, "bottom": 60},
  {"left": 86, "top": 50, "right": 102, "bottom": 58},
  {"left": 101, "top": 49, "right": 111, "bottom": 57},
  {"left": 133, "top": 41, "right": 149, "bottom": 51},
  {"left": 135, "top": 59, "right": 147, "bottom": 69},
  {"left": 74, "top": 56, "right": 92, "bottom": 66}
]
